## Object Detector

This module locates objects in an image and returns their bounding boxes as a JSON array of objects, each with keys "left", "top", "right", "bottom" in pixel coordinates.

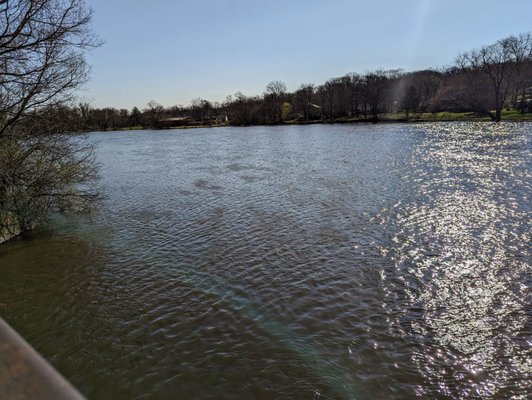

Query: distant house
[
  {"left": 214, "top": 114, "right": 229, "bottom": 123},
  {"left": 310, "top": 103, "right": 322, "bottom": 118},
  {"left": 159, "top": 116, "right": 192, "bottom": 127}
]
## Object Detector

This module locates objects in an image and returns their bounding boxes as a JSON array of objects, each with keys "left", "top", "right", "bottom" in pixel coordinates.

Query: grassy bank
[
  {"left": 381, "top": 110, "right": 532, "bottom": 122},
  {"left": 298, "top": 110, "right": 532, "bottom": 124}
]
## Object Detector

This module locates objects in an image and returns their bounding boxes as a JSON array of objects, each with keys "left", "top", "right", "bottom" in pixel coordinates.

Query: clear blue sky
[{"left": 84, "top": 0, "right": 532, "bottom": 109}]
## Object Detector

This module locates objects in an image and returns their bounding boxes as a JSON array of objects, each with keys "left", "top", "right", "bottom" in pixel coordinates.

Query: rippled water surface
[{"left": 0, "top": 123, "right": 530, "bottom": 399}]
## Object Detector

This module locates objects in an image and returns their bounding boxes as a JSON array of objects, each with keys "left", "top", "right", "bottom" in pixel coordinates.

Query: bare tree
[
  {"left": 190, "top": 98, "right": 213, "bottom": 122},
  {"left": 226, "top": 92, "right": 263, "bottom": 125},
  {"left": 264, "top": 80, "right": 286, "bottom": 123},
  {"left": 361, "top": 71, "right": 391, "bottom": 121},
  {"left": 318, "top": 80, "right": 337, "bottom": 120},
  {"left": 347, "top": 73, "right": 363, "bottom": 118},
  {"left": 456, "top": 33, "right": 532, "bottom": 121},
  {"left": 143, "top": 100, "right": 164, "bottom": 128},
  {"left": 0, "top": 0, "right": 100, "bottom": 240},
  {"left": 294, "top": 83, "right": 314, "bottom": 120}
]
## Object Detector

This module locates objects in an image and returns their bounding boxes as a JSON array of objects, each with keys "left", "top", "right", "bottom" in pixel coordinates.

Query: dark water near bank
[{"left": 0, "top": 123, "right": 530, "bottom": 399}]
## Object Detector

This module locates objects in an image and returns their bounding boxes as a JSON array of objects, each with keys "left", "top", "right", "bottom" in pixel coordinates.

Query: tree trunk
[{"left": 495, "top": 107, "right": 502, "bottom": 122}]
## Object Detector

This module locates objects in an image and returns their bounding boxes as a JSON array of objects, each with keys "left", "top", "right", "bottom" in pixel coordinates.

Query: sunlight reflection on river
[{"left": 382, "top": 123, "right": 530, "bottom": 398}]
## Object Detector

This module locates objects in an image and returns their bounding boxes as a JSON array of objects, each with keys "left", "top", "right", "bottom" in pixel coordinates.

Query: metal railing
[{"left": 0, "top": 318, "right": 85, "bottom": 399}]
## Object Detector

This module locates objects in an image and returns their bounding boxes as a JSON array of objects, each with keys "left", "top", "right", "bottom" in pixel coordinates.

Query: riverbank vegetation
[
  {"left": 0, "top": 0, "right": 100, "bottom": 242},
  {"left": 55, "top": 33, "right": 532, "bottom": 131}
]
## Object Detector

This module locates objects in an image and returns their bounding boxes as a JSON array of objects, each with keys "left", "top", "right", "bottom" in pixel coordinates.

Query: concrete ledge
[{"left": 0, "top": 318, "right": 85, "bottom": 400}]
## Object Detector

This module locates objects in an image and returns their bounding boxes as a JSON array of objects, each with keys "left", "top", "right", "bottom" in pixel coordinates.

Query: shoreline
[{"left": 101, "top": 113, "right": 532, "bottom": 132}]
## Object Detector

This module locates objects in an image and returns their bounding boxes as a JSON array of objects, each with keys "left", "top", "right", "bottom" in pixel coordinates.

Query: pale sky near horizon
[{"left": 84, "top": 0, "right": 532, "bottom": 109}]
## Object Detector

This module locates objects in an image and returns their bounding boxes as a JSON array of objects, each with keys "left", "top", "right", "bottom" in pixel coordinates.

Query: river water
[{"left": 0, "top": 123, "right": 530, "bottom": 399}]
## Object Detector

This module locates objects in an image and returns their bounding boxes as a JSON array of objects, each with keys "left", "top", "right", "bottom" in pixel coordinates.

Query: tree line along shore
[{"left": 43, "top": 32, "right": 532, "bottom": 131}]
